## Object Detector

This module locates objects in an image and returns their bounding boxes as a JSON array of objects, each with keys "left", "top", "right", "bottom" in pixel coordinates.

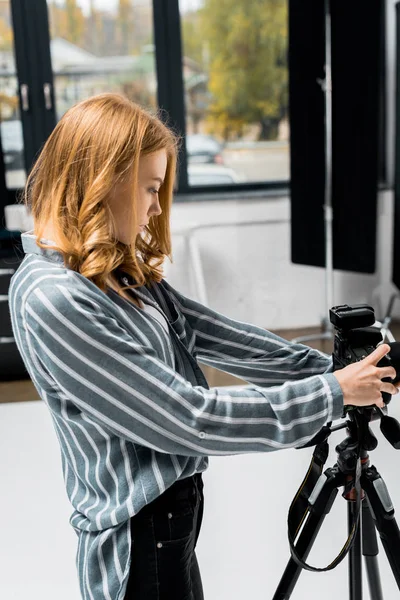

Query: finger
[
  {"left": 365, "top": 343, "right": 390, "bottom": 365},
  {"left": 366, "top": 395, "right": 386, "bottom": 408},
  {"left": 377, "top": 367, "right": 397, "bottom": 380},
  {"left": 380, "top": 382, "right": 399, "bottom": 396},
  {"left": 373, "top": 399, "right": 386, "bottom": 409}
]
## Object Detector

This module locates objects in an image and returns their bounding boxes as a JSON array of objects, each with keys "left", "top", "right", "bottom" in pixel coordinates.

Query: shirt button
[
  {"left": 157, "top": 542, "right": 163, "bottom": 548},
  {"left": 199, "top": 431, "right": 206, "bottom": 439}
]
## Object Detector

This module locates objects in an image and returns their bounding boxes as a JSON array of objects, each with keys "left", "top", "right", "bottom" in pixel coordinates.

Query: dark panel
[
  {"left": 393, "top": 3, "right": 400, "bottom": 290},
  {"left": 378, "top": 0, "right": 387, "bottom": 184},
  {"left": 290, "top": 0, "right": 383, "bottom": 273},
  {"left": 289, "top": 0, "right": 326, "bottom": 268},
  {"left": 330, "top": 0, "right": 381, "bottom": 273}
]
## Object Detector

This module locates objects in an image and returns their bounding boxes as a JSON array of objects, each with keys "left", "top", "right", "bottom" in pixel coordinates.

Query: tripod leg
[
  {"left": 348, "top": 502, "right": 362, "bottom": 600},
  {"left": 362, "top": 466, "right": 400, "bottom": 589},
  {"left": 361, "top": 498, "right": 384, "bottom": 600},
  {"left": 272, "top": 511, "right": 328, "bottom": 600},
  {"left": 272, "top": 467, "right": 342, "bottom": 600}
]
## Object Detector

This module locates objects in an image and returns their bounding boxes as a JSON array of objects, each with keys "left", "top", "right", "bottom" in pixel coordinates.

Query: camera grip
[
  {"left": 387, "top": 341, "right": 400, "bottom": 384},
  {"left": 380, "top": 381, "right": 392, "bottom": 405},
  {"left": 377, "top": 355, "right": 393, "bottom": 405}
]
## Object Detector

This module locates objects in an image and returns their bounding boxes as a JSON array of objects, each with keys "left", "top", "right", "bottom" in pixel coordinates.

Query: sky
[{"left": 49, "top": 0, "right": 204, "bottom": 17}]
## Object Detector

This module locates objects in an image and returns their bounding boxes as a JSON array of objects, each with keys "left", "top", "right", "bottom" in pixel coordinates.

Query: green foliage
[
  {"left": 0, "top": 16, "right": 13, "bottom": 51},
  {"left": 198, "top": 0, "right": 288, "bottom": 140},
  {"left": 118, "top": 0, "right": 134, "bottom": 55},
  {"left": 65, "top": 0, "right": 85, "bottom": 46},
  {"left": 181, "top": 11, "right": 205, "bottom": 66}
]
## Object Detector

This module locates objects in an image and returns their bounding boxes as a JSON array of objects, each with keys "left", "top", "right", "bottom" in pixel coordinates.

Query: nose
[{"left": 150, "top": 197, "right": 162, "bottom": 217}]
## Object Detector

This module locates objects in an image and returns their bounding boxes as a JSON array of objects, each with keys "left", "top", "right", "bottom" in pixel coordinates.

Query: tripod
[{"left": 272, "top": 408, "right": 400, "bottom": 599}]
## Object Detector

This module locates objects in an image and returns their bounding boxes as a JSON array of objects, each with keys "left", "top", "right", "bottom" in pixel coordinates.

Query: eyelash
[{"left": 149, "top": 188, "right": 159, "bottom": 195}]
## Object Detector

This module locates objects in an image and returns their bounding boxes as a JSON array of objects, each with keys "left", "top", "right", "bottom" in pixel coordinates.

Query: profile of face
[{"left": 108, "top": 149, "right": 167, "bottom": 245}]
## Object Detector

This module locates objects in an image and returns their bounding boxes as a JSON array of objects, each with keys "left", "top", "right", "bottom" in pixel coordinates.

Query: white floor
[{"left": 1, "top": 399, "right": 400, "bottom": 599}]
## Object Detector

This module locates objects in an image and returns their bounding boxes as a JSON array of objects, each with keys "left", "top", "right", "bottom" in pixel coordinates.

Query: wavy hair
[{"left": 22, "top": 93, "right": 180, "bottom": 300}]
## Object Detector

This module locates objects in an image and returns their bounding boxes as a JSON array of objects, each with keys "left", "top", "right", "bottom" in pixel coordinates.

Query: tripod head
[{"left": 300, "top": 405, "right": 400, "bottom": 454}]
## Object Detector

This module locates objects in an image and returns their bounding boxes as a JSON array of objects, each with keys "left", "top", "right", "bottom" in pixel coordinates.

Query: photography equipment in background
[
  {"left": 273, "top": 304, "right": 400, "bottom": 600},
  {"left": 289, "top": 0, "right": 384, "bottom": 343},
  {"left": 290, "top": 0, "right": 333, "bottom": 346}
]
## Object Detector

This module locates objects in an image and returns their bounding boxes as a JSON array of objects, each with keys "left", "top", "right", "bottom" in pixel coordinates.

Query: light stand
[{"left": 292, "top": 0, "right": 334, "bottom": 346}]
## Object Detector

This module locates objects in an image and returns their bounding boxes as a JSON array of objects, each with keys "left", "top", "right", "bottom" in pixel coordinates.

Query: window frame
[
  {"left": 11, "top": 0, "right": 56, "bottom": 172},
  {"left": 0, "top": 0, "right": 56, "bottom": 220},
  {"left": 1, "top": 0, "right": 389, "bottom": 212}
]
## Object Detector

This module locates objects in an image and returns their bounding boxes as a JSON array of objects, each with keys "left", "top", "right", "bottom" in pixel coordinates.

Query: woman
[{"left": 8, "top": 93, "right": 398, "bottom": 600}]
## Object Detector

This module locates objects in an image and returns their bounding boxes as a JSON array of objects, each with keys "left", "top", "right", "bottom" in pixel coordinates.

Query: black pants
[{"left": 125, "top": 473, "right": 204, "bottom": 599}]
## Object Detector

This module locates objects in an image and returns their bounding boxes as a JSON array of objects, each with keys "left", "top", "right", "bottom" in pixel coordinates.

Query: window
[
  {"left": 179, "top": 0, "right": 289, "bottom": 188},
  {"left": 1, "top": 0, "right": 289, "bottom": 197}
]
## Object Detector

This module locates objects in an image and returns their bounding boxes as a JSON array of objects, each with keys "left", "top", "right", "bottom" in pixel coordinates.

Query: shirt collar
[
  {"left": 21, "top": 229, "right": 156, "bottom": 302},
  {"left": 21, "top": 229, "right": 65, "bottom": 266}
]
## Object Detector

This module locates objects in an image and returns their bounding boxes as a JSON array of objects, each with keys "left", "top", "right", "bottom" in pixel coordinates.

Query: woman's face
[{"left": 108, "top": 149, "right": 167, "bottom": 245}]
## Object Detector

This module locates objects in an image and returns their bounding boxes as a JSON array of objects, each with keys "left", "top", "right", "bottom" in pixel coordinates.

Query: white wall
[{"left": 166, "top": 188, "right": 397, "bottom": 331}]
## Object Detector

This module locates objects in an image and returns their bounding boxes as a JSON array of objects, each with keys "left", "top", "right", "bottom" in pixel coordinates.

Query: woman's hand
[{"left": 333, "top": 343, "right": 399, "bottom": 409}]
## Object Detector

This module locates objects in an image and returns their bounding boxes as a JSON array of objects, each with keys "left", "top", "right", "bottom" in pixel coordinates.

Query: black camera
[{"left": 330, "top": 303, "right": 399, "bottom": 407}]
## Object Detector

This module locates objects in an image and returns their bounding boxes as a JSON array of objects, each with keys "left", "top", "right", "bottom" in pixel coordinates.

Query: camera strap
[{"left": 287, "top": 436, "right": 362, "bottom": 572}]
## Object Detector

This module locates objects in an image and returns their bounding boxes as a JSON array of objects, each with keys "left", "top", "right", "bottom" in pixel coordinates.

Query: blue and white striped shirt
[{"left": 8, "top": 231, "right": 344, "bottom": 599}]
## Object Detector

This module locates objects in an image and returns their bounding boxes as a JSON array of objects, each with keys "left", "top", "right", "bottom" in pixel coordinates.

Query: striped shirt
[{"left": 8, "top": 230, "right": 344, "bottom": 600}]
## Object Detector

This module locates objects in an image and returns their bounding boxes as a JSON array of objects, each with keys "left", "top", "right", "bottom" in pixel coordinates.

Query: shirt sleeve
[
  {"left": 160, "top": 279, "right": 334, "bottom": 386},
  {"left": 24, "top": 283, "right": 344, "bottom": 458}
]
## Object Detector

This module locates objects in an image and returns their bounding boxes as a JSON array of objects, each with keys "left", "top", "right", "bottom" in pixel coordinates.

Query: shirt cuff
[{"left": 321, "top": 372, "right": 345, "bottom": 422}]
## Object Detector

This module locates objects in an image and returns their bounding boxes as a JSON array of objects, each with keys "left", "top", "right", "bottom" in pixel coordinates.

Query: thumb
[{"left": 366, "top": 343, "right": 390, "bottom": 365}]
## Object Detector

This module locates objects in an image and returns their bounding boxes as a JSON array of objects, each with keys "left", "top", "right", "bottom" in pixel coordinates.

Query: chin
[{"left": 115, "top": 231, "right": 136, "bottom": 245}]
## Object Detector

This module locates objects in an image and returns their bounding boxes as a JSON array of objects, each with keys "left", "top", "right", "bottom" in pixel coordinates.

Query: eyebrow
[{"left": 152, "top": 177, "right": 164, "bottom": 184}]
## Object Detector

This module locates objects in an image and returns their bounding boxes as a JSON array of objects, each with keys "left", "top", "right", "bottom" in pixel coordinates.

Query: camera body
[{"left": 330, "top": 304, "right": 392, "bottom": 405}]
